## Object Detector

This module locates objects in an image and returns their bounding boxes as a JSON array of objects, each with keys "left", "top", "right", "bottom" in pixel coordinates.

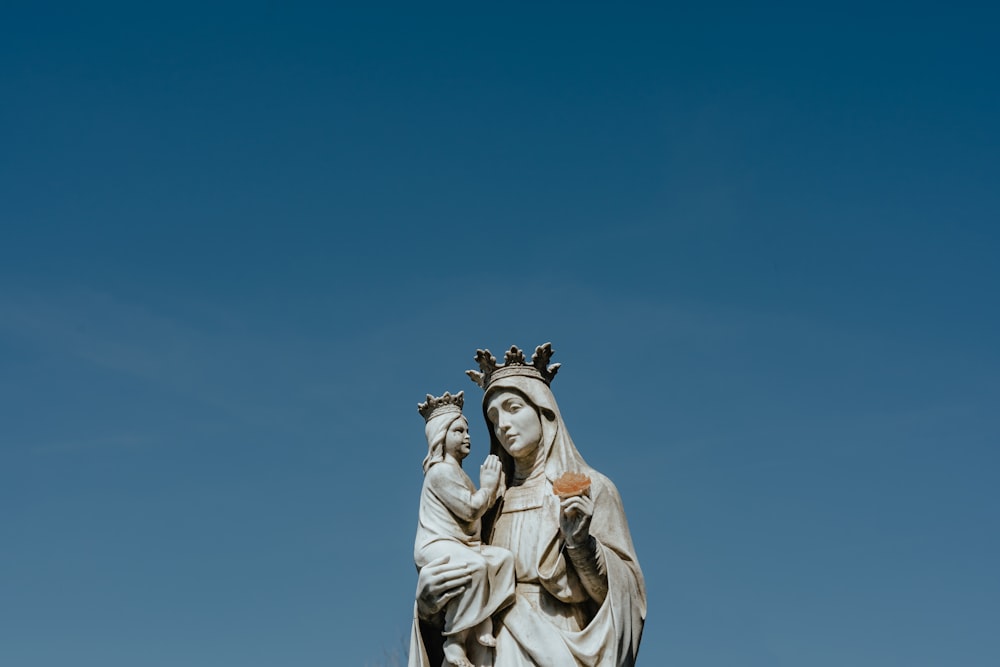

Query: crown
[
  {"left": 466, "top": 342, "right": 561, "bottom": 389},
  {"left": 417, "top": 391, "right": 465, "bottom": 422}
]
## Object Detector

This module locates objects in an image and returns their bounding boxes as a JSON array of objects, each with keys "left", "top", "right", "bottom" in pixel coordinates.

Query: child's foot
[
  {"left": 443, "top": 640, "right": 474, "bottom": 667},
  {"left": 477, "top": 632, "right": 496, "bottom": 648},
  {"left": 444, "top": 653, "right": 474, "bottom": 667}
]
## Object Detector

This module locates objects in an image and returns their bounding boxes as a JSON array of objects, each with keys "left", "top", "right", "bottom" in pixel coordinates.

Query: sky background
[{"left": 2, "top": 2, "right": 998, "bottom": 666}]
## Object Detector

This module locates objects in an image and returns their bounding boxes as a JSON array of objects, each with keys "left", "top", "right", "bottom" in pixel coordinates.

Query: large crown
[
  {"left": 417, "top": 391, "right": 465, "bottom": 422},
  {"left": 466, "top": 342, "right": 561, "bottom": 389}
]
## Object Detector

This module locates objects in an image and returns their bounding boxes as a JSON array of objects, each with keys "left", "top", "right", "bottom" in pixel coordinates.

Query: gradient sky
[{"left": 2, "top": 3, "right": 998, "bottom": 666}]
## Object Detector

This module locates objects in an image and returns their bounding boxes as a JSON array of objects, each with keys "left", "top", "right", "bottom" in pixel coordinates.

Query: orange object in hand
[{"left": 552, "top": 471, "right": 592, "bottom": 499}]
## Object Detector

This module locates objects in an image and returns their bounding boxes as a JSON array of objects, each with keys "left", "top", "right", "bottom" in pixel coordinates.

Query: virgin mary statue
[{"left": 410, "top": 344, "right": 646, "bottom": 667}]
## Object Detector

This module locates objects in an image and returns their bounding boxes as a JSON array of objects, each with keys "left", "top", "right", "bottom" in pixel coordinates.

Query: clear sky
[{"left": 2, "top": 2, "right": 998, "bottom": 666}]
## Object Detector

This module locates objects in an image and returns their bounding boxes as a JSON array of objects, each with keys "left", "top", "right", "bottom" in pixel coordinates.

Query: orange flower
[{"left": 552, "top": 471, "right": 592, "bottom": 499}]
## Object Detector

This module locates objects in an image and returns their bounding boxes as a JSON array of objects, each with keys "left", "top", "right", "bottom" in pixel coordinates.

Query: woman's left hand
[{"left": 559, "top": 494, "right": 594, "bottom": 547}]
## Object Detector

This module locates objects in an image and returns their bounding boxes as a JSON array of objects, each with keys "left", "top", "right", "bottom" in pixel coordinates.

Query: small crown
[
  {"left": 466, "top": 342, "right": 561, "bottom": 389},
  {"left": 417, "top": 391, "right": 465, "bottom": 422}
]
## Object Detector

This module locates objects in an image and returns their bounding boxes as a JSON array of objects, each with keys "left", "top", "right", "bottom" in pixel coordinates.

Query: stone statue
[
  {"left": 410, "top": 344, "right": 646, "bottom": 667},
  {"left": 414, "top": 391, "right": 516, "bottom": 667}
]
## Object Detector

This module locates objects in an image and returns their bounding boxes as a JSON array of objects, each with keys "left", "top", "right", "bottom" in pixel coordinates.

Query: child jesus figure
[{"left": 414, "top": 391, "right": 515, "bottom": 667}]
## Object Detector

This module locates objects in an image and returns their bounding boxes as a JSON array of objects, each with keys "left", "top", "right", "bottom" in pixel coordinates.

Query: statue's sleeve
[
  {"left": 589, "top": 473, "right": 647, "bottom": 661},
  {"left": 565, "top": 534, "right": 609, "bottom": 603},
  {"left": 426, "top": 464, "right": 482, "bottom": 523}
]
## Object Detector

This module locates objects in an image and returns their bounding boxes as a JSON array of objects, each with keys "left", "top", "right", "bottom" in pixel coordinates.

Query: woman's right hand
[{"left": 416, "top": 556, "right": 472, "bottom": 620}]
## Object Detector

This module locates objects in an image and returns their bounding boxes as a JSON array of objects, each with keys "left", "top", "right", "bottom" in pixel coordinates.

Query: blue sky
[{"left": 2, "top": 2, "right": 998, "bottom": 665}]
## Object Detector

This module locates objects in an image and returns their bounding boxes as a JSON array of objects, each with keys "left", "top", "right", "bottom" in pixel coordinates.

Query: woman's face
[
  {"left": 486, "top": 389, "right": 543, "bottom": 460},
  {"left": 443, "top": 417, "right": 471, "bottom": 460}
]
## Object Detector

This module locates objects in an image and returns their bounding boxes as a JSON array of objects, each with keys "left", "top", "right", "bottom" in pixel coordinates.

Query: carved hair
[{"left": 421, "top": 411, "right": 467, "bottom": 474}]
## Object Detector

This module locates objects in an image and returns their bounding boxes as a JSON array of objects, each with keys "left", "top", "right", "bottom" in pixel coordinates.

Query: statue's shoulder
[
  {"left": 586, "top": 468, "right": 613, "bottom": 486},
  {"left": 586, "top": 469, "right": 621, "bottom": 498},
  {"left": 425, "top": 460, "right": 469, "bottom": 489},
  {"left": 425, "top": 460, "right": 454, "bottom": 480}
]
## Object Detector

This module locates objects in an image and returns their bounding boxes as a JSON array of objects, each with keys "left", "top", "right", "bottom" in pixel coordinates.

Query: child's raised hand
[{"left": 479, "top": 454, "right": 502, "bottom": 494}]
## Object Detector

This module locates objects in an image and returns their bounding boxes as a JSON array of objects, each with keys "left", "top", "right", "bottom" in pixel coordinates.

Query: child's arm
[{"left": 430, "top": 455, "right": 502, "bottom": 522}]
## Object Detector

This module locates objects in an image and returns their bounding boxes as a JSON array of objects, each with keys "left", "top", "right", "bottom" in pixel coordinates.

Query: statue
[
  {"left": 414, "top": 391, "right": 516, "bottom": 667},
  {"left": 410, "top": 344, "right": 646, "bottom": 667}
]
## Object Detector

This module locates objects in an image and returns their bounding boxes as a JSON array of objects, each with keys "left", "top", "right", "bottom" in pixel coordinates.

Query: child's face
[{"left": 444, "top": 418, "right": 471, "bottom": 461}]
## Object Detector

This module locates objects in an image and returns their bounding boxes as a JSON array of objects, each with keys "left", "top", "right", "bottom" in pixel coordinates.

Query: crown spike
[
  {"left": 474, "top": 349, "right": 498, "bottom": 374},
  {"left": 504, "top": 346, "right": 526, "bottom": 365}
]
